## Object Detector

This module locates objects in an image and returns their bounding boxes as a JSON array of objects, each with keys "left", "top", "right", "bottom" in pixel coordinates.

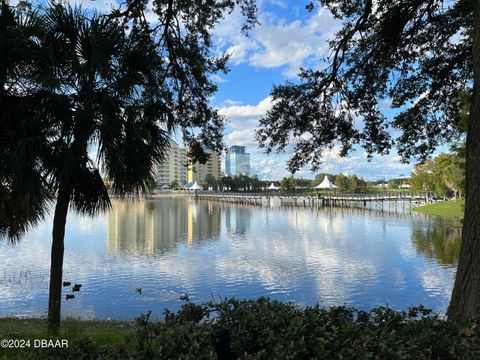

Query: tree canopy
[
  {"left": 0, "top": 0, "right": 256, "bottom": 332},
  {"left": 0, "top": 0, "right": 257, "bottom": 240},
  {"left": 256, "top": 0, "right": 480, "bottom": 320},
  {"left": 410, "top": 152, "right": 465, "bottom": 197},
  {"left": 256, "top": 0, "right": 473, "bottom": 172}
]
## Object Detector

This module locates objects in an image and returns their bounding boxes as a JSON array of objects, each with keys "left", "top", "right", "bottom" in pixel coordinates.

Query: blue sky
[
  {"left": 210, "top": 1, "right": 417, "bottom": 181},
  {"left": 21, "top": 0, "right": 433, "bottom": 181}
]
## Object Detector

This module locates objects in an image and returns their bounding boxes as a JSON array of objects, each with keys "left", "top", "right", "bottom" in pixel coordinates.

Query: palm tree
[{"left": 1, "top": 0, "right": 241, "bottom": 332}]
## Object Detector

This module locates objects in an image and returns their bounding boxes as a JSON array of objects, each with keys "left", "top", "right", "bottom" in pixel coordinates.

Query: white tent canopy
[
  {"left": 190, "top": 181, "right": 203, "bottom": 190},
  {"left": 267, "top": 183, "right": 279, "bottom": 190},
  {"left": 315, "top": 176, "right": 338, "bottom": 189}
]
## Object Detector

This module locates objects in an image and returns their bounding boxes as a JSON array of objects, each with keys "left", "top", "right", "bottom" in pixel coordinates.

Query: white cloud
[
  {"left": 218, "top": 96, "right": 414, "bottom": 180},
  {"left": 224, "top": 128, "right": 257, "bottom": 148},
  {"left": 210, "top": 74, "right": 230, "bottom": 84},
  {"left": 222, "top": 99, "right": 242, "bottom": 106},
  {"left": 214, "top": 7, "right": 340, "bottom": 77},
  {"left": 219, "top": 96, "right": 273, "bottom": 122}
]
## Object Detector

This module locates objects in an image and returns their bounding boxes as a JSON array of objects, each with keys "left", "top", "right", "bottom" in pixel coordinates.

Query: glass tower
[{"left": 225, "top": 146, "right": 250, "bottom": 176}]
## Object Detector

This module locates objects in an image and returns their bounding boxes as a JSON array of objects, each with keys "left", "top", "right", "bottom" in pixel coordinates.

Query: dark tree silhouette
[
  {"left": 0, "top": 0, "right": 255, "bottom": 333},
  {"left": 256, "top": 0, "right": 479, "bottom": 320}
]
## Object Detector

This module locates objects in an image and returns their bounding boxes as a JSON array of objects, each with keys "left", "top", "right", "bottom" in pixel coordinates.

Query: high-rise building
[
  {"left": 155, "top": 140, "right": 188, "bottom": 186},
  {"left": 155, "top": 141, "right": 222, "bottom": 187},
  {"left": 187, "top": 149, "right": 222, "bottom": 185},
  {"left": 225, "top": 145, "right": 250, "bottom": 176}
]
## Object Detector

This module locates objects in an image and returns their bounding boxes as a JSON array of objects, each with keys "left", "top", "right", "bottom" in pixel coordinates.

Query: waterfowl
[
  {"left": 135, "top": 288, "right": 142, "bottom": 294},
  {"left": 66, "top": 294, "right": 75, "bottom": 300},
  {"left": 63, "top": 281, "right": 71, "bottom": 287}
]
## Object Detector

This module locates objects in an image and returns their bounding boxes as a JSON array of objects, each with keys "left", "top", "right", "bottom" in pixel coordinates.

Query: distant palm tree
[{"left": 0, "top": 0, "right": 230, "bottom": 333}]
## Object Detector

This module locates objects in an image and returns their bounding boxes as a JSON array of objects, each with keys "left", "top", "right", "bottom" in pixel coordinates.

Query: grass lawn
[
  {"left": 412, "top": 199, "right": 465, "bottom": 218},
  {"left": 0, "top": 317, "right": 134, "bottom": 339},
  {"left": 0, "top": 317, "right": 135, "bottom": 359}
]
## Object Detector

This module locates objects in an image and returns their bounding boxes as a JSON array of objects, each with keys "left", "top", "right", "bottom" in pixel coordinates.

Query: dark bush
[{"left": 4, "top": 298, "right": 480, "bottom": 359}]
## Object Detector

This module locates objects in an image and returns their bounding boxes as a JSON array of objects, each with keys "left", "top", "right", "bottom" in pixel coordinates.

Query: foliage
[
  {"left": 0, "top": 0, "right": 257, "bottom": 331},
  {"left": 386, "top": 177, "right": 411, "bottom": 190},
  {"left": 411, "top": 162, "right": 435, "bottom": 192},
  {"left": 332, "top": 173, "right": 367, "bottom": 192},
  {"left": 334, "top": 174, "right": 349, "bottom": 191},
  {"left": 349, "top": 174, "right": 367, "bottom": 192},
  {"left": 204, "top": 174, "right": 219, "bottom": 189},
  {"left": 411, "top": 153, "right": 465, "bottom": 197},
  {"left": 253, "top": 0, "right": 480, "bottom": 319},
  {"left": 4, "top": 298, "right": 480, "bottom": 359},
  {"left": 280, "top": 176, "right": 296, "bottom": 191},
  {"left": 0, "top": 0, "right": 256, "bottom": 227},
  {"left": 221, "top": 174, "right": 262, "bottom": 191},
  {"left": 169, "top": 180, "right": 180, "bottom": 189},
  {"left": 256, "top": 0, "right": 473, "bottom": 172},
  {"left": 294, "top": 177, "right": 313, "bottom": 188}
]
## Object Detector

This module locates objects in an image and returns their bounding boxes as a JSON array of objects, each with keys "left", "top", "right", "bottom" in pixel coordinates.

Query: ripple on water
[{"left": 0, "top": 199, "right": 461, "bottom": 319}]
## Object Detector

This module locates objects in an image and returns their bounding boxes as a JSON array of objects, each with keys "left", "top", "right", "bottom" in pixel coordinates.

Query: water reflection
[
  {"left": 411, "top": 216, "right": 462, "bottom": 266},
  {"left": 225, "top": 205, "right": 252, "bottom": 236},
  {"left": 0, "top": 198, "right": 461, "bottom": 319},
  {"left": 107, "top": 199, "right": 221, "bottom": 254}
]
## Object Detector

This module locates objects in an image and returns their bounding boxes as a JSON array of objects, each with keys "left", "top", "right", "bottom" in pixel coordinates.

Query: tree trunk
[
  {"left": 448, "top": 0, "right": 480, "bottom": 320},
  {"left": 47, "top": 182, "right": 71, "bottom": 333}
]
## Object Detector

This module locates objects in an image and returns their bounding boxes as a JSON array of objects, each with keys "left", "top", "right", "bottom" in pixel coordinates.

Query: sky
[
  {"left": 17, "top": 0, "right": 433, "bottom": 181},
  {"left": 209, "top": 0, "right": 416, "bottom": 181}
]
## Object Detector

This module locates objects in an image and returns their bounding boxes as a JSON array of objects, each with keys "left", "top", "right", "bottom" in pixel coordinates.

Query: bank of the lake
[
  {"left": 2, "top": 298, "right": 480, "bottom": 360},
  {"left": 412, "top": 199, "right": 465, "bottom": 218}
]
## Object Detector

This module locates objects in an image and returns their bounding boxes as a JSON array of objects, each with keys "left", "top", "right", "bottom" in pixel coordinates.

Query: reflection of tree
[
  {"left": 107, "top": 199, "right": 220, "bottom": 254},
  {"left": 411, "top": 217, "right": 462, "bottom": 266}
]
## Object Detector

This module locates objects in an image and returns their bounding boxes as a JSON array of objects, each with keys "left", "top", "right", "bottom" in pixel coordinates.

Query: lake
[{"left": 0, "top": 198, "right": 461, "bottom": 320}]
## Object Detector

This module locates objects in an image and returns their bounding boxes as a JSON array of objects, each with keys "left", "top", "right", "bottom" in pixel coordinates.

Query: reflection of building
[
  {"left": 187, "top": 149, "right": 222, "bottom": 185},
  {"left": 106, "top": 199, "right": 221, "bottom": 254},
  {"left": 225, "top": 206, "right": 252, "bottom": 236},
  {"left": 155, "top": 141, "right": 188, "bottom": 186},
  {"left": 225, "top": 146, "right": 250, "bottom": 176}
]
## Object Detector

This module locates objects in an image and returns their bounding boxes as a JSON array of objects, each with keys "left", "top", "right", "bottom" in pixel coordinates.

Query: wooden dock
[{"left": 150, "top": 191, "right": 433, "bottom": 208}]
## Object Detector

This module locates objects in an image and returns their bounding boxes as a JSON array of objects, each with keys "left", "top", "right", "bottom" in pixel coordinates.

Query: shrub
[{"left": 4, "top": 298, "right": 480, "bottom": 359}]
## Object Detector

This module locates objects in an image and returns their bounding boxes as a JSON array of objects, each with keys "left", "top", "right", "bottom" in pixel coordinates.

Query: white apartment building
[
  {"left": 155, "top": 141, "right": 188, "bottom": 186},
  {"left": 187, "top": 149, "right": 222, "bottom": 185},
  {"left": 155, "top": 142, "right": 222, "bottom": 187}
]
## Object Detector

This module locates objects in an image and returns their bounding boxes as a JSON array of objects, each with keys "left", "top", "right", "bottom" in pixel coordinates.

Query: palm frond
[{"left": 99, "top": 103, "right": 171, "bottom": 196}]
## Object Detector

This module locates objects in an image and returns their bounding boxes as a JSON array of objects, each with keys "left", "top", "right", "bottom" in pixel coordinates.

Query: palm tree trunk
[
  {"left": 448, "top": 0, "right": 480, "bottom": 320},
  {"left": 47, "top": 181, "right": 71, "bottom": 333}
]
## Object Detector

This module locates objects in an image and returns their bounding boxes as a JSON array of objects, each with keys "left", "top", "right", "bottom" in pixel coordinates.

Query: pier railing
[{"left": 149, "top": 191, "right": 435, "bottom": 207}]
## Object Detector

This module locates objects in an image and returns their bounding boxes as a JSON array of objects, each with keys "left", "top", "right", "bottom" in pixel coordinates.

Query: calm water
[{"left": 0, "top": 198, "right": 461, "bottom": 320}]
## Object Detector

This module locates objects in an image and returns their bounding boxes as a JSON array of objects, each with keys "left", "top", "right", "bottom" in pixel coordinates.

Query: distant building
[
  {"left": 225, "top": 145, "right": 250, "bottom": 176},
  {"left": 155, "top": 142, "right": 222, "bottom": 187},
  {"left": 187, "top": 149, "right": 222, "bottom": 185},
  {"left": 155, "top": 141, "right": 188, "bottom": 186}
]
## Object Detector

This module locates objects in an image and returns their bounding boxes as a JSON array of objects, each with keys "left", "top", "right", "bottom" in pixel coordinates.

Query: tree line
[{"left": 410, "top": 147, "right": 465, "bottom": 199}]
